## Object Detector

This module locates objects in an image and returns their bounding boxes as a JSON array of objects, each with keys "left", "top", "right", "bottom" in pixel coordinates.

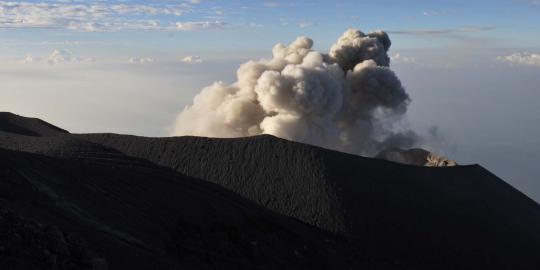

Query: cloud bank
[
  {"left": 48, "top": 49, "right": 94, "bottom": 64},
  {"left": 390, "top": 53, "right": 416, "bottom": 64},
  {"left": 129, "top": 57, "right": 155, "bottom": 64},
  {"left": 181, "top": 55, "right": 203, "bottom": 63},
  {"left": 175, "top": 21, "right": 225, "bottom": 31},
  {"left": 497, "top": 52, "right": 540, "bottom": 67},
  {"left": 173, "top": 29, "right": 418, "bottom": 155},
  {"left": 0, "top": 1, "right": 216, "bottom": 32},
  {"left": 17, "top": 49, "right": 93, "bottom": 65},
  {"left": 19, "top": 54, "right": 36, "bottom": 64}
]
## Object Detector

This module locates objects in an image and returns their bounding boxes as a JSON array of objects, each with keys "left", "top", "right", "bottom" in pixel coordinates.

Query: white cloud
[
  {"left": 422, "top": 10, "right": 446, "bottom": 16},
  {"left": 16, "top": 49, "right": 93, "bottom": 65},
  {"left": 181, "top": 55, "right": 203, "bottom": 63},
  {"left": 48, "top": 49, "right": 71, "bottom": 64},
  {"left": 41, "top": 40, "right": 81, "bottom": 46},
  {"left": 0, "top": 1, "right": 192, "bottom": 32},
  {"left": 175, "top": 21, "right": 225, "bottom": 31},
  {"left": 299, "top": 21, "right": 313, "bottom": 28},
  {"left": 390, "top": 53, "right": 416, "bottom": 64},
  {"left": 18, "top": 54, "right": 36, "bottom": 64},
  {"left": 263, "top": 1, "right": 280, "bottom": 8},
  {"left": 129, "top": 57, "right": 155, "bottom": 64},
  {"left": 497, "top": 52, "right": 540, "bottom": 67},
  {"left": 66, "top": 20, "right": 162, "bottom": 32},
  {"left": 47, "top": 49, "right": 94, "bottom": 65},
  {"left": 110, "top": 4, "right": 185, "bottom": 16},
  {"left": 249, "top": 22, "right": 264, "bottom": 28}
]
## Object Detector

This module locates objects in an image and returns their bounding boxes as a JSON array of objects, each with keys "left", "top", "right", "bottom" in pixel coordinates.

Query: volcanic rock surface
[
  {"left": 0, "top": 112, "right": 67, "bottom": 137},
  {"left": 376, "top": 148, "right": 457, "bottom": 167},
  {"left": 1, "top": 112, "right": 540, "bottom": 270}
]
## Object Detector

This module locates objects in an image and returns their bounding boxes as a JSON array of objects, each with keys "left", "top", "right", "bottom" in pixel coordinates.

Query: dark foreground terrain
[{"left": 1, "top": 112, "right": 540, "bottom": 270}]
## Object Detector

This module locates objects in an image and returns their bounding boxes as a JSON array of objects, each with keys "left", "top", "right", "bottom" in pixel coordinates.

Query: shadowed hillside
[
  {"left": 0, "top": 146, "right": 368, "bottom": 270},
  {"left": 77, "top": 133, "right": 540, "bottom": 269},
  {"left": 0, "top": 112, "right": 67, "bottom": 137},
  {"left": 1, "top": 113, "right": 540, "bottom": 269}
]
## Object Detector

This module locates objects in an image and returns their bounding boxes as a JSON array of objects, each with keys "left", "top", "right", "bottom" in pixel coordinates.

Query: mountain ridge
[
  {"left": 1, "top": 112, "right": 539, "bottom": 269},
  {"left": 0, "top": 112, "right": 68, "bottom": 137}
]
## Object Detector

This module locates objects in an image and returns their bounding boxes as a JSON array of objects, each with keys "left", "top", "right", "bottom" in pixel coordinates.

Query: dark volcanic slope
[
  {"left": 0, "top": 148, "right": 369, "bottom": 270},
  {"left": 0, "top": 112, "right": 68, "bottom": 137},
  {"left": 375, "top": 148, "right": 432, "bottom": 166},
  {"left": 0, "top": 206, "right": 104, "bottom": 270},
  {"left": 2, "top": 114, "right": 540, "bottom": 269},
  {"left": 76, "top": 133, "right": 540, "bottom": 270}
]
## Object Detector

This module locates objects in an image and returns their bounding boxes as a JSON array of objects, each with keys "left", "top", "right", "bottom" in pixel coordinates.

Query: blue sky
[
  {"left": 1, "top": 0, "right": 540, "bottom": 55},
  {"left": 1, "top": 0, "right": 540, "bottom": 202}
]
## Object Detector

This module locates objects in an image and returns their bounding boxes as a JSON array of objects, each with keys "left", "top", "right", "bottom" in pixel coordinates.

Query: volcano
[{"left": 1, "top": 112, "right": 539, "bottom": 270}]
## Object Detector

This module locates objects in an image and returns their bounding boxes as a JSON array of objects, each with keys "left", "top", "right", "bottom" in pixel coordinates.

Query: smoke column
[{"left": 173, "top": 29, "right": 418, "bottom": 156}]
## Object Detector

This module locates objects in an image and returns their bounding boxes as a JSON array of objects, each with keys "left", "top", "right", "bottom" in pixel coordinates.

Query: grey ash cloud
[{"left": 174, "top": 29, "right": 417, "bottom": 156}]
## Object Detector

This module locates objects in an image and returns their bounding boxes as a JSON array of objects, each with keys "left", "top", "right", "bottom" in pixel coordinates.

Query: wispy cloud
[
  {"left": 129, "top": 57, "right": 155, "bottom": 64},
  {"left": 18, "top": 54, "right": 36, "bottom": 64},
  {"left": 41, "top": 40, "right": 81, "bottom": 46},
  {"left": 17, "top": 49, "right": 93, "bottom": 65},
  {"left": 299, "top": 21, "right": 314, "bottom": 28},
  {"left": 389, "top": 26, "right": 495, "bottom": 36},
  {"left": 66, "top": 20, "right": 164, "bottom": 32},
  {"left": 497, "top": 52, "right": 540, "bottom": 67},
  {"left": 390, "top": 53, "right": 416, "bottom": 64},
  {"left": 47, "top": 49, "right": 94, "bottom": 64},
  {"left": 175, "top": 21, "right": 225, "bottom": 31},
  {"left": 422, "top": 10, "right": 446, "bottom": 16},
  {"left": 263, "top": 1, "right": 280, "bottom": 8},
  {"left": 181, "top": 55, "right": 203, "bottom": 63},
  {"left": 249, "top": 22, "right": 264, "bottom": 28},
  {"left": 0, "top": 1, "right": 205, "bottom": 32}
]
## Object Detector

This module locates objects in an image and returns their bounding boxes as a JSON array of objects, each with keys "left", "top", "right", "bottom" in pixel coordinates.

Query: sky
[{"left": 1, "top": 0, "right": 540, "bottom": 201}]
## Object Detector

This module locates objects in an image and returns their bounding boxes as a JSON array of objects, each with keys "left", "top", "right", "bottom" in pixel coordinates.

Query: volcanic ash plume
[{"left": 173, "top": 29, "right": 417, "bottom": 155}]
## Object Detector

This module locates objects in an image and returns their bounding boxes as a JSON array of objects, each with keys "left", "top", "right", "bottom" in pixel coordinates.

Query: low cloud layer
[
  {"left": 0, "top": 1, "right": 217, "bottom": 32},
  {"left": 175, "top": 21, "right": 225, "bottom": 31},
  {"left": 48, "top": 49, "right": 94, "bottom": 64},
  {"left": 129, "top": 57, "right": 155, "bottom": 64},
  {"left": 497, "top": 52, "right": 540, "bottom": 67},
  {"left": 18, "top": 49, "right": 93, "bottom": 65},
  {"left": 390, "top": 53, "right": 416, "bottom": 64},
  {"left": 181, "top": 55, "right": 203, "bottom": 63},
  {"left": 19, "top": 54, "right": 36, "bottom": 64},
  {"left": 173, "top": 29, "right": 418, "bottom": 155}
]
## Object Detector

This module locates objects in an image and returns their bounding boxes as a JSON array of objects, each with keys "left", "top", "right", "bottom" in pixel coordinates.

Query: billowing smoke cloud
[{"left": 173, "top": 29, "right": 418, "bottom": 155}]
